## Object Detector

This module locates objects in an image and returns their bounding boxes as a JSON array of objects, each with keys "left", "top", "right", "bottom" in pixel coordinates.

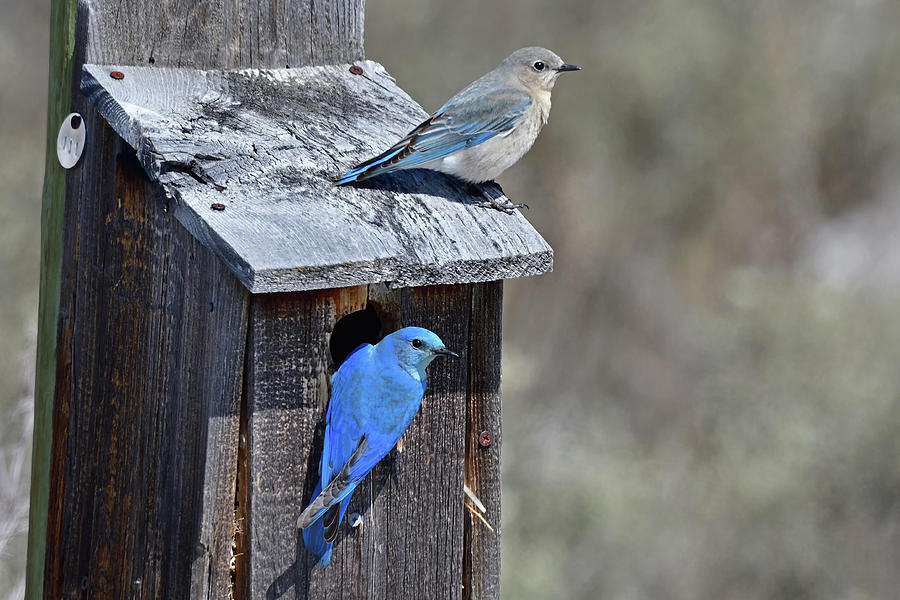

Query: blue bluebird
[
  {"left": 334, "top": 47, "right": 580, "bottom": 211},
  {"left": 297, "top": 326, "right": 457, "bottom": 566}
]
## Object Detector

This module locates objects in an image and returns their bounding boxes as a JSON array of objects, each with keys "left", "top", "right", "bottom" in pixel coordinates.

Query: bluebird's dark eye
[
  {"left": 412, "top": 338, "right": 423, "bottom": 348},
  {"left": 533, "top": 61, "right": 545, "bottom": 71}
]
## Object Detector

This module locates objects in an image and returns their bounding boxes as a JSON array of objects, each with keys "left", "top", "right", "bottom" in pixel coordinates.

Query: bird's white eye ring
[
  {"left": 533, "top": 61, "right": 545, "bottom": 71},
  {"left": 412, "top": 338, "right": 423, "bottom": 348}
]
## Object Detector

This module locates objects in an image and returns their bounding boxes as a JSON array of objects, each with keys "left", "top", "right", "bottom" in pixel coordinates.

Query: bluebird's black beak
[
  {"left": 434, "top": 347, "right": 459, "bottom": 358},
  {"left": 556, "top": 64, "right": 581, "bottom": 72}
]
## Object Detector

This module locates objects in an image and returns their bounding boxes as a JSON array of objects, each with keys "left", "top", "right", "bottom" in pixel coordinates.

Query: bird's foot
[
  {"left": 469, "top": 183, "right": 528, "bottom": 214},
  {"left": 476, "top": 198, "right": 527, "bottom": 214}
]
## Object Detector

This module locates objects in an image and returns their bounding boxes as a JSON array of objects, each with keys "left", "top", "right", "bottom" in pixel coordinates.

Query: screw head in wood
[
  {"left": 478, "top": 430, "right": 493, "bottom": 448},
  {"left": 57, "top": 112, "right": 86, "bottom": 169},
  {"left": 349, "top": 65, "right": 364, "bottom": 75},
  {"left": 110, "top": 70, "right": 125, "bottom": 80},
  {"left": 211, "top": 203, "right": 226, "bottom": 211},
  {"left": 348, "top": 512, "right": 363, "bottom": 528}
]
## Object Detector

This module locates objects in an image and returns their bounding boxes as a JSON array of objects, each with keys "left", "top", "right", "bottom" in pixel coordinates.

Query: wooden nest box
[{"left": 44, "top": 60, "right": 551, "bottom": 599}]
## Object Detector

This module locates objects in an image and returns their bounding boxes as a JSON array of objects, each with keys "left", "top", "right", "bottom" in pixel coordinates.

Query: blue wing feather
[
  {"left": 301, "top": 345, "right": 373, "bottom": 564},
  {"left": 334, "top": 85, "right": 532, "bottom": 184},
  {"left": 301, "top": 486, "right": 353, "bottom": 566},
  {"left": 322, "top": 346, "right": 372, "bottom": 487}
]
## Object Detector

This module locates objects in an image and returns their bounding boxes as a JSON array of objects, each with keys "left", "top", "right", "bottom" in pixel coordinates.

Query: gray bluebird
[{"left": 334, "top": 47, "right": 580, "bottom": 211}]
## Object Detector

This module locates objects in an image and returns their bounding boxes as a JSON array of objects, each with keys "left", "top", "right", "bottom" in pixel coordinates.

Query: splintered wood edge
[{"left": 81, "top": 63, "right": 554, "bottom": 293}]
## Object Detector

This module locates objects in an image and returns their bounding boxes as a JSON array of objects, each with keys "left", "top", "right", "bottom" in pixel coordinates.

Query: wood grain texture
[
  {"left": 242, "top": 283, "right": 476, "bottom": 600},
  {"left": 44, "top": 10, "right": 258, "bottom": 594},
  {"left": 464, "top": 281, "right": 503, "bottom": 600},
  {"left": 79, "top": 62, "right": 553, "bottom": 293},
  {"left": 240, "top": 286, "right": 369, "bottom": 599},
  {"left": 45, "top": 119, "right": 250, "bottom": 598},
  {"left": 77, "top": 0, "right": 364, "bottom": 70},
  {"left": 363, "top": 284, "right": 471, "bottom": 600}
]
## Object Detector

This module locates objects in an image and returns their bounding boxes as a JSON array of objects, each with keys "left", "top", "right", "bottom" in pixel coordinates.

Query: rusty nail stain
[
  {"left": 349, "top": 65, "right": 364, "bottom": 75},
  {"left": 70, "top": 114, "right": 82, "bottom": 129},
  {"left": 110, "top": 70, "right": 125, "bottom": 80},
  {"left": 478, "top": 430, "right": 493, "bottom": 448},
  {"left": 211, "top": 203, "right": 226, "bottom": 211}
]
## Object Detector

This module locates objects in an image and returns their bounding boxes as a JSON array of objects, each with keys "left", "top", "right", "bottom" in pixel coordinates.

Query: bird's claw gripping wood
[
  {"left": 476, "top": 198, "right": 527, "bottom": 214},
  {"left": 471, "top": 184, "right": 527, "bottom": 214}
]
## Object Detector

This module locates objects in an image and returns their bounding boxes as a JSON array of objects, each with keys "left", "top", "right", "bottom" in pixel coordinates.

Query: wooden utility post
[{"left": 29, "top": 1, "right": 551, "bottom": 598}]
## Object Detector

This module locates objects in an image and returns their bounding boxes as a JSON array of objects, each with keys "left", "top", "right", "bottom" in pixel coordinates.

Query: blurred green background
[
  {"left": 4, "top": 1, "right": 900, "bottom": 598},
  {"left": 0, "top": 1, "right": 47, "bottom": 598}
]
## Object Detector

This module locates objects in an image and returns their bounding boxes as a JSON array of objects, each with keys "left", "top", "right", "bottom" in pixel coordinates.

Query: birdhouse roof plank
[{"left": 81, "top": 62, "right": 552, "bottom": 293}]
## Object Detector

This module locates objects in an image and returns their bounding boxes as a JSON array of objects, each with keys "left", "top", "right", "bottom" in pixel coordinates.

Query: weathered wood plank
[
  {"left": 77, "top": 0, "right": 364, "bottom": 70},
  {"left": 242, "top": 283, "right": 472, "bottom": 599},
  {"left": 464, "top": 281, "right": 504, "bottom": 600},
  {"left": 79, "top": 62, "right": 553, "bottom": 293},
  {"left": 366, "top": 284, "right": 471, "bottom": 600},
  {"left": 33, "top": 0, "right": 352, "bottom": 588},
  {"left": 45, "top": 125, "right": 250, "bottom": 598},
  {"left": 42, "top": 90, "right": 119, "bottom": 598},
  {"left": 240, "top": 286, "right": 369, "bottom": 599},
  {"left": 43, "top": 4, "right": 260, "bottom": 595}
]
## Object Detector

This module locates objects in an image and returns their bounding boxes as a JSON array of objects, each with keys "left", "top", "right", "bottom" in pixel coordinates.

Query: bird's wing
[
  {"left": 334, "top": 86, "right": 532, "bottom": 183},
  {"left": 319, "top": 345, "right": 371, "bottom": 490},
  {"left": 298, "top": 435, "right": 369, "bottom": 530},
  {"left": 324, "top": 370, "right": 417, "bottom": 487},
  {"left": 297, "top": 347, "right": 371, "bottom": 531}
]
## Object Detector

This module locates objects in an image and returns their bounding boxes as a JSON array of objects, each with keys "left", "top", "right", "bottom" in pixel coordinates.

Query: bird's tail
[
  {"left": 299, "top": 436, "right": 369, "bottom": 565},
  {"left": 332, "top": 144, "right": 409, "bottom": 185},
  {"left": 297, "top": 436, "right": 368, "bottom": 531},
  {"left": 301, "top": 486, "right": 353, "bottom": 567},
  {"left": 302, "top": 515, "right": 334, "bottom": 567}
]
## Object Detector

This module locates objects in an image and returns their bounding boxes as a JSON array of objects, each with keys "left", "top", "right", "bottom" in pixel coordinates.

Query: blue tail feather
[
  {"left": 301, "top": 515, "right": 333, "bottom": 567},
  {"left": 333, "top": 145, "right": 407, "bottom": 185},
  {"left": 301, "top": 485, "right": 355, "bottom": 567}
]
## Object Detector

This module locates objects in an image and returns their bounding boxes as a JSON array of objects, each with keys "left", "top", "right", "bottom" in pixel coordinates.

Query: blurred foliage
[
  {"left": 0, "top": 0, "right": 48, "bottom": 596},
  {"left": 3, "top": 1, "right": 900, "bottom": 598}
]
